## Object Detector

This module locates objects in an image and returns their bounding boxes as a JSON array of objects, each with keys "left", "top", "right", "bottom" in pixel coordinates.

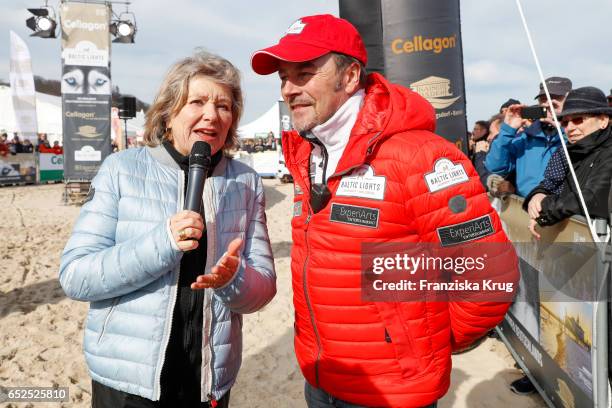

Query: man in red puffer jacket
[{"left": 251, "top": 14, "right": 518, "bottom": 408}]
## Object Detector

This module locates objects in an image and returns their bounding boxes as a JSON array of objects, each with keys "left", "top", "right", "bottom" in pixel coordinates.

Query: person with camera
[
  {"left": 523, "top": 86, "right": 612, "bottom": 238},
  {"left": 485, "top": 77, "right": 572, "bottom": 197}
]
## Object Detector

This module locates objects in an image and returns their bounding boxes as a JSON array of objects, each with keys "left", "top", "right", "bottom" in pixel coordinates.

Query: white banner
[
  {"left": 39, "top": 153, "right": 64, "bottom": 171},
  {"left": 9, "top": 31, "right": 38, "bottom": 142}
]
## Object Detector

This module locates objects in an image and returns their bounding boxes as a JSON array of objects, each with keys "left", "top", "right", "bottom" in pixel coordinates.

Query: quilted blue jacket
[
  {"left": 59, "top": 145, "right": 276, "bottom": 401},
  {"left": 485, "top": 121, "right": 561, "bottom": 197}
]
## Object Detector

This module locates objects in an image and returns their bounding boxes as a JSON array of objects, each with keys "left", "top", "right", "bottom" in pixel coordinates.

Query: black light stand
[{"left": 118, "top": 96, "right": 136, "bottom": 149}]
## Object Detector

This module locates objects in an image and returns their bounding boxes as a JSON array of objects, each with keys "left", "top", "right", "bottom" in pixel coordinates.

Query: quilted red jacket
[{"left": 282, "top": 73, "right": 518, "bottom": 407}]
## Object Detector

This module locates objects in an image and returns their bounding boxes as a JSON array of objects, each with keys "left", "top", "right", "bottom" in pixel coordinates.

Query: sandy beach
[{"left": 0, "top": 179, "right": 547, "bottom": 407}]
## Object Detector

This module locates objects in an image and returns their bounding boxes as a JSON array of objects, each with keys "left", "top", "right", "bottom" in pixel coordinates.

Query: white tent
[
  {"left": 238, "top": 100, "right": 282, "bottom": 139},
  {"left": 0, "top": 85, "right": 146, "bottom": 143},
  {"left": 116, "top": 109, "right": 146, "bottom": 136},
  {"left": 0, "top": 85, "right": 62, "bottom": 140}
]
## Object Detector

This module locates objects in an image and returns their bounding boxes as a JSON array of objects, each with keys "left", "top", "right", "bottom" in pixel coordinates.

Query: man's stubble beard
[{"left": 292, "top": 109, "right": 320, "bottom": 133}]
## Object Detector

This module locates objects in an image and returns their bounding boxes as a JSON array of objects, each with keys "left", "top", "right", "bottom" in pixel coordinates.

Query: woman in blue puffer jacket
[{"left": 59, "top": 50, "right": 276, "bottom": 407}]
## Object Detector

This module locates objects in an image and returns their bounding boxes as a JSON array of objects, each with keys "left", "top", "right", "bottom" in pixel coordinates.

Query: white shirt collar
[{"left": 310, "top": 89, "right": 365, "bottom": 153}]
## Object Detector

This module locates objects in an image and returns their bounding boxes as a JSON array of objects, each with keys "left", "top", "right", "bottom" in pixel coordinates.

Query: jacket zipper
[
  {"left": 302, "top": 136, "right": 332, "bottom": 387},
  {"left": 298, "top": 133, "right": 380, "bottom": 387},
  {"left": 154, "top": 168, "right": 184, "bottom": 400},
  {"left": 207, "top": 296, "right": 216, "bottom": 401},
  {"left": 302, "top": 211, "right": 323, "bottom": 387},
  {"left": 206, "top": 174, "right": 219, "bottom": 402}
]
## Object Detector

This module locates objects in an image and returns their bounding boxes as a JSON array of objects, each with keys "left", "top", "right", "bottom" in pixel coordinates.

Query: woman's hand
[
  {"left": 191, "top": 238, "right": 243, "bottom": 290},
  {"left": 475, "top": 140, "right": 489, "bottom": 153},
  {"left": 169, "top": 210, "right": 204, "bottom": 251},
  {"left": 527, "top": 193, "right": 547, "bottom": 219},
  {"left": 528, "top": 218, "right": 541, "bottom": 240}
]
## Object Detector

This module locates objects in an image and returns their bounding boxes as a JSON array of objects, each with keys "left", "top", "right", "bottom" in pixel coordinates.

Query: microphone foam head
[{"left": 189, "top": 141, "right": 211, "bottom": 167}]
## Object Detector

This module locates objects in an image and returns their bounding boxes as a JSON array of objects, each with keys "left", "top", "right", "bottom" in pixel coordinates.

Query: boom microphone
[{"left": 184, "top": 141, "right": 211, "bottom": 213}]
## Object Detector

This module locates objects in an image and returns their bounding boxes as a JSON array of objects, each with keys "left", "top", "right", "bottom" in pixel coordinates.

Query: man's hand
[
  {"left": 505, "top": 104, "right": 530, "bottom": 130},
  {"left": 191, "top": 238, "right": 243, "bottom": 290},
  {"left": 495, "top": 180, "right": 515, "bottom": 197},
  {"left": 527, "top": 193, "right": 547, "bottom": 219}
]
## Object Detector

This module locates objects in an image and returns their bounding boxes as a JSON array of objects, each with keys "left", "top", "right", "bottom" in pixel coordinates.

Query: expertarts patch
[
  {"left": 336, "top": 165, "right": 386, "bottom": 200},
  {"left": 329, "top": 203, "right": 379, "bottom": 228},
  {"left": 436, "top": 215, "right": 494, "bottom": 246},
  {"left": 424, "top": 158, "right": 469, "bottom": 193},
  {"left": 294, "top": 184, "right": 303, "bottom": 196}
]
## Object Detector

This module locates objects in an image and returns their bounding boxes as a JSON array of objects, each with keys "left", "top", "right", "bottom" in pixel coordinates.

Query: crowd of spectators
[
  {"left": 468, "top": 81, "right": 612, "bottom": 395},
  {"left": 0, "top": 132, "right": 63, "bottom": 156},
  {"left": 469, "top": 80, "right": 612, "bottom": 232},
  {"left": 238, "top": 131, "right": 278, "bottom": 153}
]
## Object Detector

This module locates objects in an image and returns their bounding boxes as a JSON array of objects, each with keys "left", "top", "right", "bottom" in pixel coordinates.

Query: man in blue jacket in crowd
[{"left": 485, "top": 77, "right": 572, "bottom": 197}]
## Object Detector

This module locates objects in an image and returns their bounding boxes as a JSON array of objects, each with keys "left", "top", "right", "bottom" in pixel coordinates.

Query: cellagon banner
[
  {"left": 339, "top": 0, "right": 468, "bottom": 152},
  {"left": 9, "top": 31, "right": 38, "bottom": 142},
  {"left": 60, "top": 2, "right": 112, "bottom": 180}
]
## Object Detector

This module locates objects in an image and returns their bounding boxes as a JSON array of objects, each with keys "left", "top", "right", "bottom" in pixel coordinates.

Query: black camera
[{"left": 521, "top": 105, "right": 547, "bottom": 120}]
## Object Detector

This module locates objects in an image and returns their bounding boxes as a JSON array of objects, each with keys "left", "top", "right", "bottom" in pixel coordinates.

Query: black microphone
[{"left": 184, "top": 141, "right": 211, "bottom": 213}]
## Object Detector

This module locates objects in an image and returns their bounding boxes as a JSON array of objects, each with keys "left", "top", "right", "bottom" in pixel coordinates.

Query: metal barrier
[
  {"left": 62, "top": 180, "right": 91, "bottom": 205},
  {"left": 0, "top": 153, "right": 36, "bottom": 186},
  {"left": 495, "top": 194, "right": 609, "bottom": 408}
]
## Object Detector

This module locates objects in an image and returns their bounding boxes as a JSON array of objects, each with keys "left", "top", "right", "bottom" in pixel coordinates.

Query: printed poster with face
[{"left": 60, "top": 2, "right": 112, "bottom": 180}]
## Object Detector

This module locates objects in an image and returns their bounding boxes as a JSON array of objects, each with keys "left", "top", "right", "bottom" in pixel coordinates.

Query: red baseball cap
[{"left": 251, "top": 14, "right": 367, "bottom": 75}]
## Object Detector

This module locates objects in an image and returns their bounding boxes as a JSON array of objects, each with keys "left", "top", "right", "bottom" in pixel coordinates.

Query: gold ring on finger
[{"left": 178, "top": 229, "right": 188, "bottom": 241}]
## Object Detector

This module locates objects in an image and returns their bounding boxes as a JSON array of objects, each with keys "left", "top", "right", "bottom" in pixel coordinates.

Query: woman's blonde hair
[{"left": 143, "top": 49, "right": 243, "bottom": 152}]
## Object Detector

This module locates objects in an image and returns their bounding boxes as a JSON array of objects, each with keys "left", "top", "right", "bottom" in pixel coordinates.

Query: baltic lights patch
[
  {"left": 336, "top": 165, "right": 386, "bottom": 200},
  {"left": 424, "top": 158, "right": 469, "bottom": 193}
]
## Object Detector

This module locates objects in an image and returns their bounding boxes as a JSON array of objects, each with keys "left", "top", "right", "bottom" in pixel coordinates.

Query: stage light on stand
[
  {"left": 25, "top": 4, "right": 57, "bottom": 38},
  {"left": 110, "top": 10, "right": 137, "bottom": 44}
]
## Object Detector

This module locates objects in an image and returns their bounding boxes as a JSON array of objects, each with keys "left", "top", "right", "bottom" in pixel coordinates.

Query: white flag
[{"left": 9, "top": 30, "right": 38, "bottom": 142}]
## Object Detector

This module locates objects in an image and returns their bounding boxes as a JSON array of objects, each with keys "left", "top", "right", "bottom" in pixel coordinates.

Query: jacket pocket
[
  {"left": 384, "top": 323, "right": 421, "bottom": 378},
  {"left": 97, "top": 297, "right": 120, "bottom": 344},
  {"left": 376, "top": 303, "right": 432, "bottom": 379}
]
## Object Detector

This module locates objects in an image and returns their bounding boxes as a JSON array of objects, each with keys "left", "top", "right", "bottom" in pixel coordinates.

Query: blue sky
[{"left": 2, "top": 0, "right": 611, "bottom": 129}]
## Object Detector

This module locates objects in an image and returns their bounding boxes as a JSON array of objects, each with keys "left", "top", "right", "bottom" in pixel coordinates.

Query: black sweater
[{"left": 160, "top": 141, "right": 222, "bottom": 405}]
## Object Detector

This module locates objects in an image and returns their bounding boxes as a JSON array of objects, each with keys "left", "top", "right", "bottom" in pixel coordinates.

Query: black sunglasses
[{"left": 561, "top": 115, "right": 592, "bottom": 127}]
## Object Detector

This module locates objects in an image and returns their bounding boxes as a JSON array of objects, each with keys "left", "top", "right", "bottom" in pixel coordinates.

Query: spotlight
[
  {"left": 110, "top": 12, "right": 137, "bottom": 44},
  {"left": 25, "top": 7, "right": 57, "bottom": 38}
]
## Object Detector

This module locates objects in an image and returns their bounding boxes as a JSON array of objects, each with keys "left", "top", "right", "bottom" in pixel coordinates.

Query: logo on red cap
[{"left": 286, "top": 19, "right": 305, "bottom": 34}]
